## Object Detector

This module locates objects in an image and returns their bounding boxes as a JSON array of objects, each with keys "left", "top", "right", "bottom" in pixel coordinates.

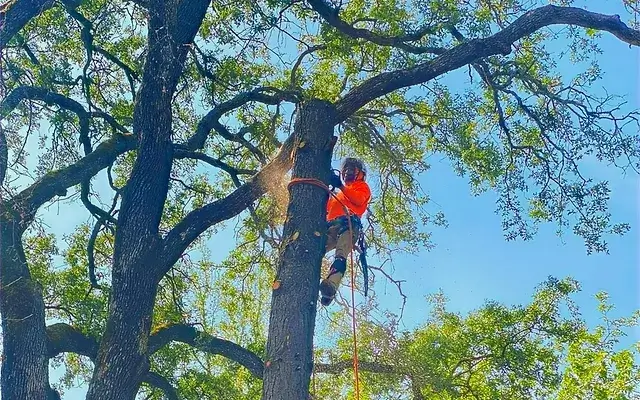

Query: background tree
[{"left": 0, "top": 0, "right": 638, "bottom": 399}]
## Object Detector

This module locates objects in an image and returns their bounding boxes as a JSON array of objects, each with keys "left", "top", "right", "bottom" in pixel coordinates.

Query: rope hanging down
[{"left": 287, "top": 177, "right": 361, "bottom": 400}]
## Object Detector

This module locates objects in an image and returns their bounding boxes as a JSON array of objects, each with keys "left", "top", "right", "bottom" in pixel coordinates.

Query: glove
[{"left": 329, "top": 171, "right": 343, "bottom": 189}]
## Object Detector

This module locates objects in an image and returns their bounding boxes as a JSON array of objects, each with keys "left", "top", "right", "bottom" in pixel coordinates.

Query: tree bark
[
  {"left": 0, "top": 0, "right": 55, "bottom": 48},
  {"left": 85, "top": 1, "right": 209, "bottom": 398},
  {"left": 0, "top": 218, "right": 51, "bottom": 399},
  {"left": 261, "top": 99, "right": 337, "bottom": 400}
]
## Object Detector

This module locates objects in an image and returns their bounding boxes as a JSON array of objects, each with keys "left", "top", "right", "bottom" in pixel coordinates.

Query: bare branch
[
  {"left": 174, "top": 148, "right": 257, "bottom": 176},
  {"left": 335, "top": 5, "right": 640, "bottom": 123}
]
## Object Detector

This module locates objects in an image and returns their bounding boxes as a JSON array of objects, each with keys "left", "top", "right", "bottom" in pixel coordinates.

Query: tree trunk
[
  {"left": 0, "top": 218, "right": 50, "bottom": 399},
  {"left": 84, "top": 256, "right": 161, "bottom": 400},
  {"left": 84, "top": 77, "right": 173, "bottom": 400},
  {"left": 261, "top": 99, "right": 337, "bottom": 400},
  {"left": 84, "top": 5, "right": 176, "bottom": 398}
]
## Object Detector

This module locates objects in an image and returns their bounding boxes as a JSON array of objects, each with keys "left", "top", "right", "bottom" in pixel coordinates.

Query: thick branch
[
  {"left": 6, "top": 134, "right": 135, "bottom": 224},
  {"left": 307, "top": 0, "right": 442, "bottom": 54},
  {"left": 335, "top": 5, "right": 640, "bottom": 122},
  {"left": 0, "top": 85, "right": 87, "bottom": 121},
  {"left": 160, "top": 134, "right": 296, "bottom": 274},
  {"left": 149, "top": 324, "right": 265, "bottom": 379},
  {"left": 46, "top": 323, "right": 98, "bottom": 359},
  {"left": 46, "top": 323, "right": 418, "bottom": 394},
  {"left": 0, "top": 0, "right": 55, "bottom": 48}
]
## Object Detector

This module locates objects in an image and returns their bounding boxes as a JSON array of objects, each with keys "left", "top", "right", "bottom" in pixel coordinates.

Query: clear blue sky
[{"left": 20, "top": 1, "right": 638, "bottom": 397}]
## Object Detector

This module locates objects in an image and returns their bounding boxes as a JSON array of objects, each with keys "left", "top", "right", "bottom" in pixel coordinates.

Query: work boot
[{"left": 320, "top": 258, "right": 346, "bottom": 306}]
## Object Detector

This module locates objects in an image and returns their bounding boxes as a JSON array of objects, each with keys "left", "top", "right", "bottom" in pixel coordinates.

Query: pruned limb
[
  {"left": 335, "top": 5, "right": 640, "bottom": 123},
  {"left": 306, "top": 0, "right": 444, "bottom": 54}
]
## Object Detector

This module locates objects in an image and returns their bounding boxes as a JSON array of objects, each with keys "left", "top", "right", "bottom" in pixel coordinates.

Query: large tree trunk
[
  {"left": 261, "top": 99, "right": 337, "bottom": 400},
  {"left": 85, "top": 5, "right": 176, "bottom": 400},
  {"left": 84, "top": 1, "right": 210, "bottom": 396},
  {"left": 0, "top": 218, "right": 51, "bottom": 399}
]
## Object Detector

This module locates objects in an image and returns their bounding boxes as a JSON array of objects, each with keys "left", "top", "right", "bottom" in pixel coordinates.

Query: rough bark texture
[
  {"left": 0, "top": 0, "right": 55, "bottom": 48},
  {"left": 0, "top": 218, "right": 50, "bottom": 399},
  {"left": 261, "top": 99, "right": 337, "bottom": 400},
  {"left": 84, "top": 1, "right": 210, "bottom": 398}
]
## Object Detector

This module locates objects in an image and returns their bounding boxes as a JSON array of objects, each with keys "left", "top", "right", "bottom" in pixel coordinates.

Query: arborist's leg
[
  {"left": 320, "top": 225, "right": 360, "bottom": 306},
  {"left": 325, "top": 224, "right": 338, "bottom": 253}
]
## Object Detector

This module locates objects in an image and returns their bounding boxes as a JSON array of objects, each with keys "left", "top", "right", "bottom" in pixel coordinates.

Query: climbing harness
[
  {"left": 287, "top": 176, "right": 362, "bottom": 400},
  {"left": 327, "top": 214, "right": 369, "bottom": 297}
]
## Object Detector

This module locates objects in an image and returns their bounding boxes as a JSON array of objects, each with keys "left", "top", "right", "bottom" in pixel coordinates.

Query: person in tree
[{"left": 320, "top": 157, "right": 372, "bottom": 306}]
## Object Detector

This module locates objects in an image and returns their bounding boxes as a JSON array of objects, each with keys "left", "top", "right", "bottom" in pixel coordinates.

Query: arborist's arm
[{"left": 340, "top": 182, "right": 371, "bottom": 206}]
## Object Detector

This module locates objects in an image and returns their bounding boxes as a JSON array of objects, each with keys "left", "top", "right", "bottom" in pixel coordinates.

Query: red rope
[{"left": 288, "top": 177, "right": 361, "bottom": 400}]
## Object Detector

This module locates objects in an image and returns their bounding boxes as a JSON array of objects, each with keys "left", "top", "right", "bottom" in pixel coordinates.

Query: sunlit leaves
[{"left": 315, "top": 277, "right": 639, "bottom": 400}]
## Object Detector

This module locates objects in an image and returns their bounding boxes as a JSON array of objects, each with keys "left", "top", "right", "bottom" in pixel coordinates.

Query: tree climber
[{"left": 320, "top": 157, "right": 372, "bottom": 306}]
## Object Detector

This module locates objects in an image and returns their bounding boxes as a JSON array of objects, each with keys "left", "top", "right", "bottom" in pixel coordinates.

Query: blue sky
[{"left": 8, "top": 1, "right": 637, "bottom": 398}]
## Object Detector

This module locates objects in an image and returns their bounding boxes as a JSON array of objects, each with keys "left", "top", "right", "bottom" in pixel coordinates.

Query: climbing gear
[
  {"left": 328, "top": 214, "right": 362, "bottom": 235},
  {"left": 356, "top": 235, "right": 369, "bottom": 297}
]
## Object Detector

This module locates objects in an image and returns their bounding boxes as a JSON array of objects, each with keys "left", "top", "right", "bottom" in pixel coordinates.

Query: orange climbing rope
[{"left": 288, "top": 177, "right": 361, "bottom": 400}]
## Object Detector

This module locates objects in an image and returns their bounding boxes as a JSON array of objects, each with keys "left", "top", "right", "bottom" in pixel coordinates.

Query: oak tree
[{"left": 0, "top": 0, "right": 638, "bottom": 399}]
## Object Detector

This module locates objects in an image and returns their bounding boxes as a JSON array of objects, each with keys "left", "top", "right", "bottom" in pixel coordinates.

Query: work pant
[{"left": 325, "top": 218, "right": 361, "bottom": 260}]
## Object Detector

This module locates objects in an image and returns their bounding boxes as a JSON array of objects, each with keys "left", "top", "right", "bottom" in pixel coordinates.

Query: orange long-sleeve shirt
[{"left": 326, "top": 180, "right": 371, "bottom": 221}]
